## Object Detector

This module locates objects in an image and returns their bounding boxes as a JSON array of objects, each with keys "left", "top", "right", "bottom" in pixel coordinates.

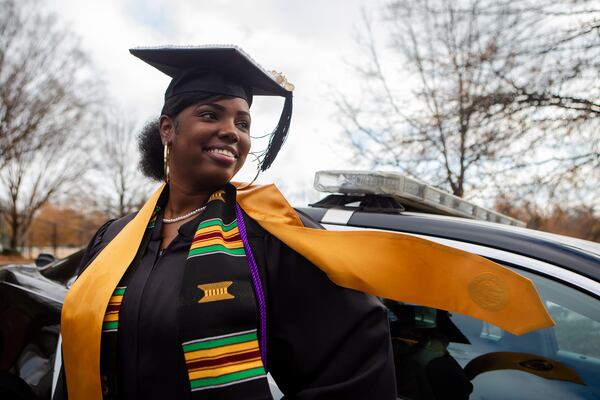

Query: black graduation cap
[{"left": 129, "top": 45, "right": 294, "bottom": 171}]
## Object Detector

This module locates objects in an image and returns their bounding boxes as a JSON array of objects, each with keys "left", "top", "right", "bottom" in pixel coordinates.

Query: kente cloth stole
[
  {"left": 99, "top": 209, "right": 160, "bottom": 398},
  {"left": 100, "top": 184, "right": 271, "bottom": 399}
]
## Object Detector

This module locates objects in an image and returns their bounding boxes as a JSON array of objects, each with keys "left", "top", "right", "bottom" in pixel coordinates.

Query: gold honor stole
[{"left": 61, "top": 182, "right": 554, "bottom": 399}]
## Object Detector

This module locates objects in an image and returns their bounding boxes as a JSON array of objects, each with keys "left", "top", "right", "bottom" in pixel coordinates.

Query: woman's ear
[{"left": 159, "top": 115, "right": 174, "bottom": 146}]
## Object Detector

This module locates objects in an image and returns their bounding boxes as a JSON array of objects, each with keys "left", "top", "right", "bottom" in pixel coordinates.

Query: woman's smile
[{"left": 204, "top": 145, "right": 239, "bottom": 166}]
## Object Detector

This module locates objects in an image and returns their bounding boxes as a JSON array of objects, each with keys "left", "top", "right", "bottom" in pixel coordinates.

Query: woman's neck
[{"left": 164, "top": 180, "right": 216, "bottom": 219}]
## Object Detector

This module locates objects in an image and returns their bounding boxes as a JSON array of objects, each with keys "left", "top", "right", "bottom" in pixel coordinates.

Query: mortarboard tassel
[{"left": 260, "top": 93, "right": 293, "bottom": 171}]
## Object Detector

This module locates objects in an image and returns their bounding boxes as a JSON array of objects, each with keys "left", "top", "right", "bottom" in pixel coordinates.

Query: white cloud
[{"left": 44, "top": 0, "right": 382, "bottom": 203}]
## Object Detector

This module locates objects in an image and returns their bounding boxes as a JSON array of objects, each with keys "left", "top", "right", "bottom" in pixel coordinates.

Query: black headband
[{"left": 165, "top": 71, "right": 253, "bottom": 106}]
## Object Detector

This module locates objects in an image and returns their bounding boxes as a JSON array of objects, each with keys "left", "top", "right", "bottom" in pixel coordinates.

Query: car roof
[
  {"left": 297, "top": 206, "right": 600, "bottom": 283},
  {"left": 402, "top": 211, "right": 600, "bottom": 255}
]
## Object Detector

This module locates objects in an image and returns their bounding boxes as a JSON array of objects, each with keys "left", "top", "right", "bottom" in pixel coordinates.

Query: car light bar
[{"left": 314, "top": 170, "right": 525, "bottom": 227}]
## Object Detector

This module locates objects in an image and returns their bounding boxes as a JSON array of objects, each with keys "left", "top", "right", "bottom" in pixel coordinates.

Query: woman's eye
[
  {"left": 199, "top": 112, "right": 217, "bottom": 120},
  {"left": 236, "top": 120, "right": 250, "bottom": 130}
]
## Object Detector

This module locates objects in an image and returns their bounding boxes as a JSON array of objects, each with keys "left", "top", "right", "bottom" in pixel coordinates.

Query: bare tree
[
  {"left": 486, "top": 0, "right": 600, "bottom": 202},
  {"left": 0, "top": 0, "right": 100, "bottom": 250},
  {"left": 94, "top": 108, "right": 152, "bottom": 219},
  {"left": 336, "top": 0, "right": 599, "bottom": 204},
  {"left": 1, "top": 129, "right": 92, "bottom": 249},
  {"left": 0, "top": 0, "right": 99, "bottom": 167}
]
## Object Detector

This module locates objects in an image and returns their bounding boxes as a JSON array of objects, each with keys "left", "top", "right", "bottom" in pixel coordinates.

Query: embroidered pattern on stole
[
  {"left": 102, "top": 287, "right": 126, "bottom": 333},
  {"left": 208, "top": 190, "right": 226, "bottom": 203},
  {"left": 188, "top": 219, "right": 244, "bottom": 258},
  {"left": 181, "top": 186, "right": 269, "bottom": 397},
  {"left": 182, "top": 329, "right": 265, "bottom": 391},
  {"left": 198, "top": 281, "right": 235, "bottom": 303}
]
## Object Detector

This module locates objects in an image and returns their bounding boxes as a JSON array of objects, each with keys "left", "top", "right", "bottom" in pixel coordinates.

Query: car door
[{"left": 382, "top": 235, "right": 600, "bottom": 400}]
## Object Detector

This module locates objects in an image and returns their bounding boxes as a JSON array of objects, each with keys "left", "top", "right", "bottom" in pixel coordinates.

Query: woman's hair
[{"left": 137, "top": 92, "right": 219, "bottom": 181}]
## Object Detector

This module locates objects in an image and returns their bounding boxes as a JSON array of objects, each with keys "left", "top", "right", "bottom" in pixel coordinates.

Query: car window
[
  {"left": 549, "top": 300, "right": 600, "bottom": 358},
  {"left": 384, "top": 267, "right": 600, "bottom": 400}
]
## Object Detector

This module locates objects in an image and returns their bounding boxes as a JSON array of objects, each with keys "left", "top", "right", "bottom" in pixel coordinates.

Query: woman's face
[{"left": 160, "top": 97, "right": 251, "bottom": 190}]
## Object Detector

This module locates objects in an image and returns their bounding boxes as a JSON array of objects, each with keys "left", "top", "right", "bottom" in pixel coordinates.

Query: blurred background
[{"left": 1, "top": 0, "right": 598, "bottom": 261}]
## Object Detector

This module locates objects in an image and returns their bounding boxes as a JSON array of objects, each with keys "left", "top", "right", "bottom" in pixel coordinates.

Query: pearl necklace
[{"left": 162, "top": 205, "right": 207, "bottom": 224}]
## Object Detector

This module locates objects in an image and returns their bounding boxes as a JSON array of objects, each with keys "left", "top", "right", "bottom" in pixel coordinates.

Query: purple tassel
[{"left": 235, "top": 204, "right": 268, "bottom": 370}]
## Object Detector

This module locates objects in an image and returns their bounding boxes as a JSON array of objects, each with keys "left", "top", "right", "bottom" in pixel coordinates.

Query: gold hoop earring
[{"left": 163, "top": 144, "right": 170, "bottom": 183}]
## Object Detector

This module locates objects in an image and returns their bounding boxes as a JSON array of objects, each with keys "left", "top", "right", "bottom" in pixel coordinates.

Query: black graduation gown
[{"left": 53, "top": 209, "right": 396, "bottom": 400}]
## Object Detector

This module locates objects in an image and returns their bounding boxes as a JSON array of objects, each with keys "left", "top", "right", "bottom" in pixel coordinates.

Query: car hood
[{"left": 0, "top": 265, "right": 67, "bottom": 312}]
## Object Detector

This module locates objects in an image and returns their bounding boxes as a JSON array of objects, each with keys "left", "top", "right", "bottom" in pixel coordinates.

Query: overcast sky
[{"left": 46, "top": 0, "right": 387, "bottom": 204}]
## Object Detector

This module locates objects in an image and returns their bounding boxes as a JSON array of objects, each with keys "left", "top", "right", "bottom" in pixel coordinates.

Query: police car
[
  {"left": 298, "top": 170, "right": 600, "bottom": 400},
  {"left": 1, "top": 171, "right": 599, "bottom": 399}
]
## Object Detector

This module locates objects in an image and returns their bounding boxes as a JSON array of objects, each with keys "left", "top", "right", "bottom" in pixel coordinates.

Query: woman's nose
[{"left": 217, "top": 119, "right": 239, "bottom": 142}]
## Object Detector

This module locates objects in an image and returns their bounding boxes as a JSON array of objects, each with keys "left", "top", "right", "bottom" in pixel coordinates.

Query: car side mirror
[{"left": 35, "top": 253, "right": 56, "bottom": 267}]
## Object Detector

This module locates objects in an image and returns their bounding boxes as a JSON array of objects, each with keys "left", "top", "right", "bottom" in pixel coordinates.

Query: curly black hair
[
  {"left": 137, "top": 92, "right": 219, "bottom": 181},
  {"left": 137, "top": 118, "right": 164, "bottom": 181}
]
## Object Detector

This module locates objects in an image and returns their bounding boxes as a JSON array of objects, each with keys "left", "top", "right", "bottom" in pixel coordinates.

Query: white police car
[{"left": 296, "top": 170, "right": 600, "bottom": 400}]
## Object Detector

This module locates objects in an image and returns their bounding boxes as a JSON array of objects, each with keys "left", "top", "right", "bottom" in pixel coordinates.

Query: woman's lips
[{"left": 204, "top": 148, "right": 237, "bottom": 166}]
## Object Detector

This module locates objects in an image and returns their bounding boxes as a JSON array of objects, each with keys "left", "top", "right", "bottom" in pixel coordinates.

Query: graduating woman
[
  {"left": 54, "top": 46, "right": 553, "bottom": 400},
  {"left": 54, "top": 46, "right": 396, "bottom": 400}
]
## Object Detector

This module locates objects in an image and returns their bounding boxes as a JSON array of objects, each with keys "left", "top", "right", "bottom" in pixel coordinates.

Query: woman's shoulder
[
  {"left": 236, "top": 182, "right": 323, "bottom": 230},
  {"left": 92, "top": 212, "right": 138, "bottom": 247},
  {"left": 77, "top": 212, "right": 138, "bottom": 275},
  {"left": 101, "top": 212, "right": 138, "bottom": 241}
]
